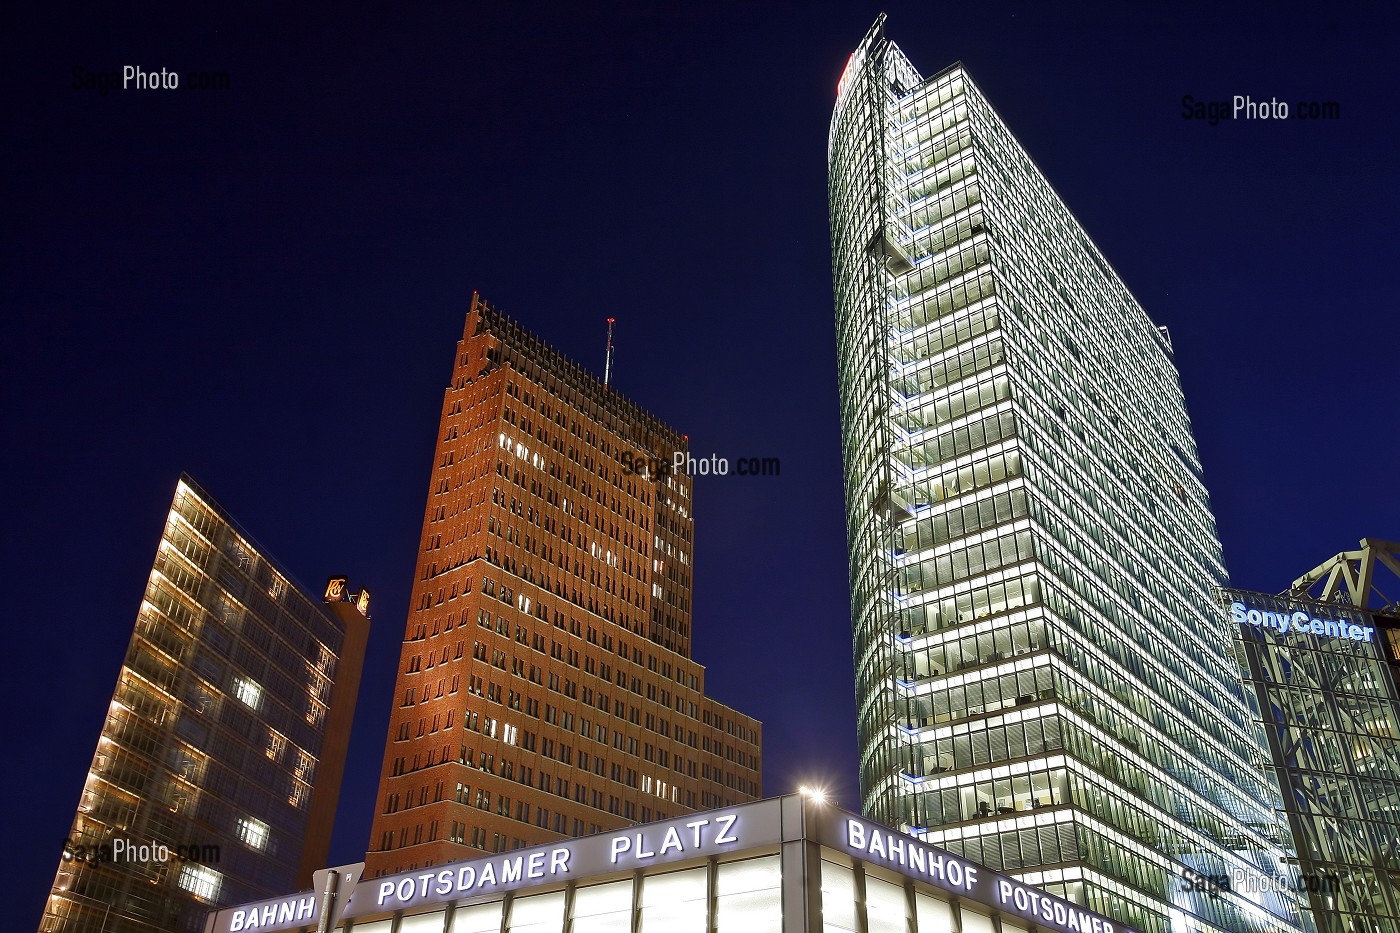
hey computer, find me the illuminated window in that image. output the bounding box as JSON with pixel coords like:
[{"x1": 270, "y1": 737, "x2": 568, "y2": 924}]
[
  {"x1": 177, "y1": 864, "x2": 222, "y2": 901},
  {"x1": 510, "y1": 892, "x2": 565, "y2": 933},
  {"x1": 864, "y1": 876, "x2": 906, "y2": 933},
  {"x1": 266, "y1": 729, "x2": 286, "y2": 761},
  {"x1": 233, "y1": 678, "x2": 261, "y2": 710},
  {"x1": 914, "y1": 895, "x2": 952, "y2": 933},
  {"x1": 716, "y1": 856, "x2": 781, "y2": 932},
  {"x1": 399, "y1": 911, "x2": 446, "y2": 933},
  {"x1": 574, "y1": 879, "x2": 633, "y2": 933},
  {"x1": 237, "y1": 816, "x2": 270, "y2": 851},
  {"x1": 641, "y1": 867, "x2": 706, "y2": 933},
  {"x1": 960, "y1": 910, "x2": 995, "y2": 933},
  {"x1": 452, "y1": 902, "x2": 503, "y2": 933}
]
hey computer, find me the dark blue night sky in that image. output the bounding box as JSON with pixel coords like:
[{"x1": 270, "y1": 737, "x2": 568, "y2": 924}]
[{"x1": 5, "y1": 2, "x2": 1397, "y2": 927}]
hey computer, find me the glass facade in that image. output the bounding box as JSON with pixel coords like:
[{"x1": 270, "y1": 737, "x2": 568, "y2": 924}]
[
  {"x1": 1226, "y1": 587, "x2": 1400, "y2": 932},
  {"x1": 41, "y1": 475, "x2": 369, "y2": 933},
  {"x1": 829, "y1": 17, "x2": 1305, "y2": 933},
  {"x1": 324, "y1": 857, "x2": 778, "y2": 933}
]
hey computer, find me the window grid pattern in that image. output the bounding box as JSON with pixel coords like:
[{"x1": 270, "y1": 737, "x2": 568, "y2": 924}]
[
  {"x1": 366, "y1": 298, "x2": 762, "y2": 879},
  {"x1": 346, "y1": 855, "x2": 780, "y2": 933},
  {"x1": 335, "y1": 851, "x2": 1105, "y2": 933},
  {"x1": 41, "y1": 477, "x2": 353, "y2": 933},
  {"x1": 830, "y1": 17, "x2": 1304, "y2": 933},
  {"x1": 1228, "y1": 587, "x2": 1400, "y2": 932}
]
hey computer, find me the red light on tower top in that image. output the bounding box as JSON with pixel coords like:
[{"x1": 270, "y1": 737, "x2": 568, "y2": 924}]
[{"x1": 837, "y1": 52, "x2": 857, "y2": 100}]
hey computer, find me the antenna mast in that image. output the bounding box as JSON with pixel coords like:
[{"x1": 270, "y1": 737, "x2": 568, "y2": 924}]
[{"x1": 603, "y1": 317, "x2": 616, "y2": 389}]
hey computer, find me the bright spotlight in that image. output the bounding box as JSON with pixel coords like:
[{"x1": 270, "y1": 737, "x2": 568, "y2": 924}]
[{"x1": 798, "y1": 785, "x2": 828, "y2": 805}]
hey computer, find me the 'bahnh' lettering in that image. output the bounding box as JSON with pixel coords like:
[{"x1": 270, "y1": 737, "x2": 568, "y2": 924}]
[
  {"x1": 846, "y1": 819, "x2": 977, "y2": 891},
  {"x1": 229, "y1": 895, "x2": 314, "y2": 931}
]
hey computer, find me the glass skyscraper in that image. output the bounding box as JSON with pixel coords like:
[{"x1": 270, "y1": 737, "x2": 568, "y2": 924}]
[
  {"x1": 40, "y1": 476, "x2": 370, "y2": 933},
  {"x1": 829, "y1": 17, "x2": 1307, "y2": 933}
]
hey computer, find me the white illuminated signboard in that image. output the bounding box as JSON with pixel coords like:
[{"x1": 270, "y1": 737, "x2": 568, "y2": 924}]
[
  {"x1": 835, "y1": 814, "x2": 1121, "y2": 933},
  {"x1": 226, "y1": 894, "x2": 314, "y2": 932},
  {"x1": 207, "y1": 803, "x2": 770, "y2": 933},
  {"x1": 1231, "y1": 601, "x2": 1374, "y2": 643},
  {"x1": 208, "y1": 799, "x2": 1135, "y2": 933}
]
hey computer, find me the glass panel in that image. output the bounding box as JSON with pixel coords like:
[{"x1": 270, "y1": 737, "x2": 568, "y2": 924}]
[
  {"x1": 914, "y1": 893, "x2": 953, "y2": 933},
  {"x1": 820, "y1": 859, "x2": 858, "y2": 933},
  {"x1": 715, "y1": 855, "x2": 781, "y2": 933},
  {"x1": 640, "y1": 867, "x2": 707, "y2": 933},
  {"x1": 350, "y1": 922, "x2": 392, "y2": 933},
  {"x1": 509, "y1": 891, "x2": 565, "y2": 933},
  {"x1": 959, "y1": 907, "x2": 995, "y2": 933},
  {"x1": 864, "y1": 876, "x2": 906, "y2": 933},
  {"x1": 400, "y1": 912, "x2": 448, "y2": 933},
  {"x1": 574, "y1": 879, "x2": 634, "y2": 933},
  {"x1": 453, "y1": 901, "x2": 504, "y2": 933},
  {"x1": 176, "y1": 863, "x2": 222, "y2": 901}
]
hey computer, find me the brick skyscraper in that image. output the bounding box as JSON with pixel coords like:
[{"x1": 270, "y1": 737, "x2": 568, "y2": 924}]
[{"x1": 366, "y1": 294, "x2": 761, "y2": 876}]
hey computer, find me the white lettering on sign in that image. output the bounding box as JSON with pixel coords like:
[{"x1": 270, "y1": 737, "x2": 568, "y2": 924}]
[
  {"x1": 228, "y1": 895, "x2": 314, "y2": 931},
  {"x1": 373, "y1": 847, "x2": 571, "y2": 907},
  {"x1": 843, "y1": 817, "x2": 1122, "y2": 933},
  {"x1": 996, "y1": 879, "x2": 1114, "y2": 933},
  {"x1": 1232, "y1": 602, "x2": 1373, "y2": 643},
  {"x1": 845, "y1": 819, "x2": 977, "y2": 891},
  {"x1": 609, "y1": 813, "x2": 739, "y2": 864}
]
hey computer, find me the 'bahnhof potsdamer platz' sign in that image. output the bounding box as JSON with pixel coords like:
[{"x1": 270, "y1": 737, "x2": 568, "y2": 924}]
[{"x1": 205, "y1": 795, "x2": 1131, "y2": 933}]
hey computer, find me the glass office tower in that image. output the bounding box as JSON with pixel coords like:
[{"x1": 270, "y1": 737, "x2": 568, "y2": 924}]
[
  {"x1": 40, "y1": 476, "x2": 370, "y2": 933},
  {"x1": 829, "y1": 17, "x2": 1306, "y2": 933}
]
